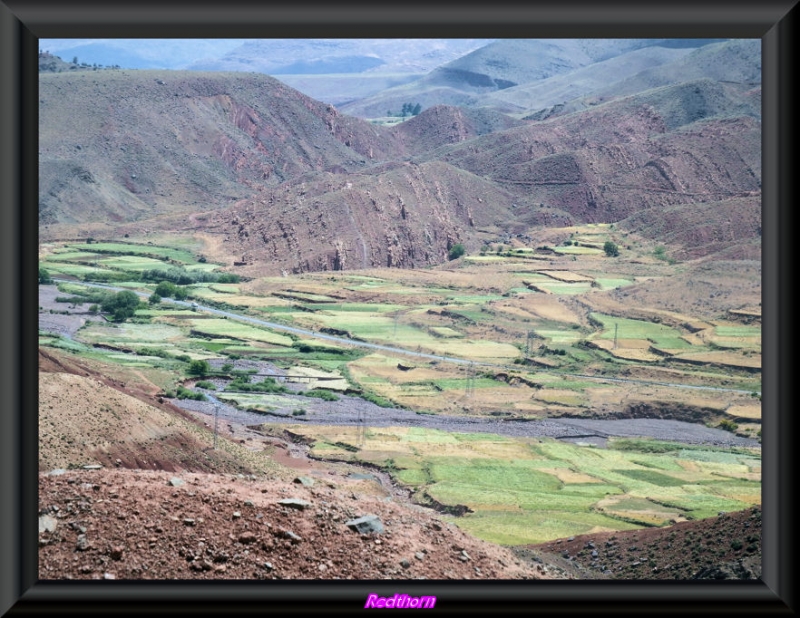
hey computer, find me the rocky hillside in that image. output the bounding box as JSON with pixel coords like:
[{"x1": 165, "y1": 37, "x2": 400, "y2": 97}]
[
  {"x1": 523, "y1": 506, "x2": 761, "y2": 580},
  {"x1": 39, "y1": 70, "x2": 403, "y2": 228},
  {"x1": 40, "y1": 50, "x2": 761, "y2": 268}
]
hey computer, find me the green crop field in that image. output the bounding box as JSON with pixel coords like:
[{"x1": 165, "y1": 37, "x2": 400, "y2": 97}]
[
  {"x1": 45, "y1": 251, "x2": 104, "y2": 261},
  {"x1": 40, "y1": 262, "x2": 121, "y2": 278},
  {"x1": 68, "y1": 242, "x2": 200, "y2": 264},
  {"x1": 97, "y1": 255, "x2": 176, "y2": 271},
  {"x1": 278, "y1": 425, "x2": 761, "y2": 545},
  {"x1": 590, "y1": 313, "x2": 695, "y2": 349},
  {"x1": 187, "y1": 319, "x2": 295, "y2": 347}
]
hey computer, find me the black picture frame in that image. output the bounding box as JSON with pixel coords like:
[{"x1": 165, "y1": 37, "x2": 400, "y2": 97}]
[{"x1": 2, "y1": 1, "x2": 796, "y2": 614}]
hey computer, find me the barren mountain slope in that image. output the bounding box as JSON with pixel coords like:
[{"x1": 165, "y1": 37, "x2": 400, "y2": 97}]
[
  {"x1": 39, "y1": 70, "x2": 404, "y2": 230},
  {"x1": 416, "y1": 86, "x2": 760, "y2": 257},
  {"x1": 39, "y1": 348, "x2": 280, "y2": 475},
  {"x1": 188, "y1": 160, "x2": 529, "y2": 276}
]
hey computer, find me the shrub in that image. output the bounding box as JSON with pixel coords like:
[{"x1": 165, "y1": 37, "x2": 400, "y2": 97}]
[
  {"x1": 38, "y1": 267, "x2": 54, "y2": 284},
  {"x1": 304, "y1": 389, "x2": 339, "y2": 402},
  {"x1": 730, "y1": 540, "x2": 743, "y2": 551},
  {"x1": 448, "y1": 244, "x2": 466, "y2": 260},
  {"x1": 148, "y1": 293, "x2": 161, "y2": 305},
  {"x1": 718, "y1": 419, "x2": 739, "y2": 432},
  {"x1": 603, "y1": 241, "x2": 620, "y2": 257},
  {"x1": 176, "y1": 386, "x2": 207, "y2": 401},
  {"x1": 291, "y1": 409, "x2": 307, "y2": 416},
  {"x1": 187, "y1": 359, "x2": 211, "y2": 377},
  {"x1": 101, "y1": 290, "x2": 141, "y2": 322},
  {"x1": 194, "y1": 380, "x2": 215, "y2": 390}
]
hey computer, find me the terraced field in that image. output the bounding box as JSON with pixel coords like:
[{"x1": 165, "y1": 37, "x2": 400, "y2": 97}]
[{"x1": 39, "y1": 224, "x2": 762, "y2": 548}]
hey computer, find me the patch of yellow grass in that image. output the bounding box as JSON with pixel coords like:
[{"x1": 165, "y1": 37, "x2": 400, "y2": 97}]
[
  {"x1": 726, "y1": 405, "x2": 761, "y2": 420},
  {"x1": 540, "y1": 468, "x2": 603, "y2": 484},
  {"x1": 537, "y1": 270, "x2": 595, "y2": 283}
]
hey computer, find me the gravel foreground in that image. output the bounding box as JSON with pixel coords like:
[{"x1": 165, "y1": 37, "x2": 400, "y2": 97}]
[{"x1": 38, "y1": 469, "x2": 559, "y2": 581}]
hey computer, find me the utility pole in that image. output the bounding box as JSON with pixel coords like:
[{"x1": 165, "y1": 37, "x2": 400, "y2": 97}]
[
  {"x1": 213, "y1": 404, "x2": 220, "y2": 450},
  {"x1": 614, "y1": 323, "x2": 619, "y2": 350},
  {"x1": 465, "y1": 362, "x2": 475, "y2": 397}
]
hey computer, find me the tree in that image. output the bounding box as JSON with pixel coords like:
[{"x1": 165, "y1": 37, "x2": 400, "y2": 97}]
[
  {"x1": 155, "y1": 281, "x2": 177, "y2": 298},
  {"x1": 603, "y1": 241, "x2": 619, "y2": 257},
  {"x1": 448, "y1": 244, "x2": 466, "y2": 260},
  {"x1": 187, "y1": 359, "x2": 211, "y2": 377},
  {"x1": 101, "y1": 290, "x2": 141, "y2": 322},
  {"x1": 148, "y1": 293, "x2": 161, "y2": 305},
  {"x1": 412, "y1": 103, "x2": 422, "y2": 115},
  {"x1": 38, "y1": 267, "x2": 53, "y2": 284}
]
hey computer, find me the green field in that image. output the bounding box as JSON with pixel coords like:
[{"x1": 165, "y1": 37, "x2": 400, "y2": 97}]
[
  {"x1": 286, "y1": 425, "x2": 761, "y2": 545},
  {"x1": 68, "y1": 242, "x2": 201, "y2": 264},
  {"x1": 187, "y1": 319, "x2": 295, "y2": 347},
  {"x1": 590, "y1": 313, "x2": 695, "y2": 349}
]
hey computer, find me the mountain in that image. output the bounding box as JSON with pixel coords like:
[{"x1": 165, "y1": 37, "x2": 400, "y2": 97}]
[
  {"x1": 338, "y1": 39, "x2": 727, "y2": 118},
  {"x1": 39, "y1": 42, "x2": 761, "y2": 269},
  {"x1": 38, "y1": 69, "x2": 405, "y2": 227}
]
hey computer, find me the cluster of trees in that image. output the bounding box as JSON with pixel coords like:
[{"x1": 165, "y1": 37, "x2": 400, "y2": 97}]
[
  {"x1": 388, "y1": 102, "x2": 422, "y2": 118},
  {"x1": 141, "y1": 267, "x2": 240, "y2": 286},
  {"x1": 100, "y1": 290, "x2": 143, "y2": 322}
]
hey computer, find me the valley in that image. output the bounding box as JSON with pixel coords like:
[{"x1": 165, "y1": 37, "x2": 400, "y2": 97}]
[{"x1": 37, "y1": 37, "x2": 762, "y2": 582}]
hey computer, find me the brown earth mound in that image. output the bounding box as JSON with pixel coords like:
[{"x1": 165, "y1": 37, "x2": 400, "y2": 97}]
[
  {"x1": 38, "y1": 469, "x2": 555, "y2": 581},
  {"x1": 522, "y1": 506, "x2": 761, "y2": 580}
]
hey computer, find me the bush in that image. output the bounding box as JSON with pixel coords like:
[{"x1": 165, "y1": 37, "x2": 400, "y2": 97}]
[
  {"x1": 101, "y1": 290, "x2": 141, "y2": 322},
  {"x1": 304, "y1": 389, "x2": 339, "y2": 402},
  {"x1": 176, "y1": 386, "x2": 207, "y2": 401},
  {"x1": 718, "y1": 419, "x2": 739, "y2": 433},
  {"x1": 226, "y1": 376, "x2": 287, "y2": 394},
  {"x1": 603, "y1": 241, "x2": 620, "y2": 257},
  {"x1": 448, "y1": 244, "x2": 466, "y2": 261},
  {"x1": 148, "y1": 293, "x2": 161, "y2": 305},
  {"x1": 194, "y1": 380, "x2": 215, "y2": 390},
  {"x1": 155, "y1": 281, "x2": 177, "y2": 298},
  {"x1": 187, "y1": 359, "x2": 211, "y2": 377},
  {"x1": 292, "y1": 409, "x2": 307, "y2": 416},
  {"x1": 39, "y1": 267, "x2": 54, "y2": 284}
]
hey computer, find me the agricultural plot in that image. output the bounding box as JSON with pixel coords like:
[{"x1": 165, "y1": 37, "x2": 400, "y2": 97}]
[
  {"x1": 39, "y1": 262, "x2": 121, "y2": 278},
  {"x1": 67, "y1": 242, "x2": 200, "y2": 265},
  {"x1": 186, "y1": 319, "x2": 295, "y2": 347},
  {"x1": 297, "y1": 312, "x2": 520, "y2": 361},
  {"x1": 594, "y1": 277, "x2": 635, "y2": 291},
  {"x1": 552, "y1": 245, "x2": 604, "y2": 255},
  {"x1": 285, "y1": 425, "x2": 760, "y2": 545},
  {"x1": 590, "y1": 313, "x2": 696, "y2": 350}
]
